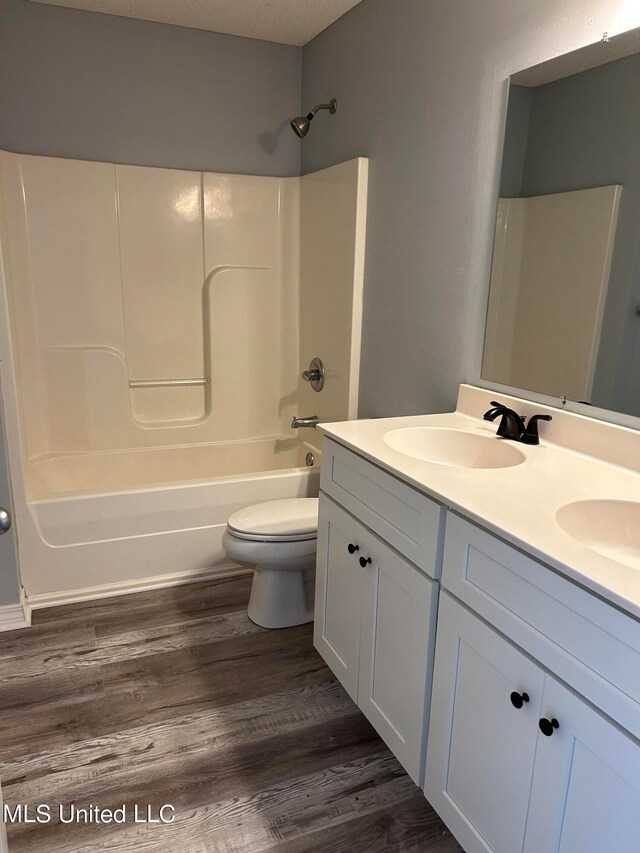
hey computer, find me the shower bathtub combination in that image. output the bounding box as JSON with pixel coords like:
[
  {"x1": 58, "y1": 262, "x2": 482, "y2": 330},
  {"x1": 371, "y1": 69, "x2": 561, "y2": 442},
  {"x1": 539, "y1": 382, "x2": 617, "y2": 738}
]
[{"x1": 0, "y1": 150, "x2": 368, "y2": 606}]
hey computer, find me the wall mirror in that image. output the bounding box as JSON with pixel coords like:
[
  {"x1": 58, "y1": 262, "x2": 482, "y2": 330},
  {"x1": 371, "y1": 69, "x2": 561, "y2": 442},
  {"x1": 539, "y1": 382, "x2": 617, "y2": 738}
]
[{"x1": 482, "y1": 29, "x2": 640, "y2": 421}]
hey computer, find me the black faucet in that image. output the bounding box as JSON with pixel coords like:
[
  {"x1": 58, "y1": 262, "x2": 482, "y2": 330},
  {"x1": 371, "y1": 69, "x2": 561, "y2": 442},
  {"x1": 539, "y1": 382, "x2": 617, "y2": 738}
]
[
  {"x1": 483, "y1": 402, "x2": 526, "y2": 440},
  {"x1": 483, "y1": 401, "x2": 552, "y2": 444}
]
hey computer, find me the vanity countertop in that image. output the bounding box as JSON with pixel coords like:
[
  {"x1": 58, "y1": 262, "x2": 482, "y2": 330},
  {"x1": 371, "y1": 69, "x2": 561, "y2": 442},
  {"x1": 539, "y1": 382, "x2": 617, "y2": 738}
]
[{"x1": 319, "y1": 385, "x2": 640, "y2": 620}]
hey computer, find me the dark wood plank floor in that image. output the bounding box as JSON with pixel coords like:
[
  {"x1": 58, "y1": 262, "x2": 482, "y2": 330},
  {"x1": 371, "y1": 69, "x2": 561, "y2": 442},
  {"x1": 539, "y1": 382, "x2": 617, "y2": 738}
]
[{"x1": 0, "y1": 576, "x2": 462, "y2": 852}]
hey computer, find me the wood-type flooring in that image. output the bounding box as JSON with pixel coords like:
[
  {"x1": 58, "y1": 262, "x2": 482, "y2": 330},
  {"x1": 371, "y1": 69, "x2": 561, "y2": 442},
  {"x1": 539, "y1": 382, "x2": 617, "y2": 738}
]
[{"x1": 0, "y1": 576, "x2": 463, "y2": 852}]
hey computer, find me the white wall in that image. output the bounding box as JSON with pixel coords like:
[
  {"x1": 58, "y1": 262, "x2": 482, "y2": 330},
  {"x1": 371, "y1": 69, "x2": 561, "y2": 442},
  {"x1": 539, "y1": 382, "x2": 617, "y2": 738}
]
[{"x1": 301, "y1": 0, "x2": 640, "y2": 417}]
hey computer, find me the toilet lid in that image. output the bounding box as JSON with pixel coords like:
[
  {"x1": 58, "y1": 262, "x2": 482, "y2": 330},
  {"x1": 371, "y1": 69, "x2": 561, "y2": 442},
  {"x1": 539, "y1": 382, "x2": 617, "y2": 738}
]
[{"x1": 227, "y1": 498, "x2": 319, "y2": 542}]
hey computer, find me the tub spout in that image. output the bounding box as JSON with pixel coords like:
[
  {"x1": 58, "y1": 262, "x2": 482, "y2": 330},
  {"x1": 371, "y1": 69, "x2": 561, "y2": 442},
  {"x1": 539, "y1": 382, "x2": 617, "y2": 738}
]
[{"x1": 291, "y1": 416, "x2": 319, "y2": 429}]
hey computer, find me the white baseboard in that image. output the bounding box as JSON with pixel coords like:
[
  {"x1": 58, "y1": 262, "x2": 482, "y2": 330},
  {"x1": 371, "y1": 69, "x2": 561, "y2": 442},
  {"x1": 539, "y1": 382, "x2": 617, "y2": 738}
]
[
  {"x1": 0, "y1": 781, "x2": 8, "y2": 853},
  {"x1": 0, "y1": 587, "x2": 31, "y2": 632},
  {"x1": 28, "y1": 563, "x2": 251, "y2": 610}
]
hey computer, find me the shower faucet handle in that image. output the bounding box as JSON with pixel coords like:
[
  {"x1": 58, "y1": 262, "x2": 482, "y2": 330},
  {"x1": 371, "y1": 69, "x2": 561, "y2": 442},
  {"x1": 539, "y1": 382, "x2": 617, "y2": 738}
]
[
  {"x1": 301, "y1": 368, "x2": 322, "y2": 382},
  {"x1": 301, "y1": 357, "x2": 325, "y2": 392}
]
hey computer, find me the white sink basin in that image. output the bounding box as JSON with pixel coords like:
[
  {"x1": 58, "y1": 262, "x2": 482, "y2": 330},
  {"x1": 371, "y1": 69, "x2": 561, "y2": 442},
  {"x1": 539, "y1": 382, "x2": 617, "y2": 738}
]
[
  {"x1": 556, "y1": 500, "x2": 640, "y2": 571},
  {"x1": 382, "y1": 427, "x2": 526, "y2": 469}
]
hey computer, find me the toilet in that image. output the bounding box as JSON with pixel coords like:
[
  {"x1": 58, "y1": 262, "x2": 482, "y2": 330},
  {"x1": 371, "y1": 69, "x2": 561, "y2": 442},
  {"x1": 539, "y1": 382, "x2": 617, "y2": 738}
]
[{"x1": 222, "y1": 498, "x2": 319, "y2": 629}]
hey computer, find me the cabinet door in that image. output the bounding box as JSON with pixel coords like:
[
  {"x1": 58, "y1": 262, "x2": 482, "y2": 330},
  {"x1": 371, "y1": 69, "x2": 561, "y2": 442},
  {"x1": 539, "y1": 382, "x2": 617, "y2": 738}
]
[
  {"x1": 357, "y1": 531, "x2": 438, "y2": 785},
  {"x1": 524, "y1": 675, "x2": 640, "y2": 853},
  {"x1": 314, "y1": 495, "x2": 365, "y2": 701},
  {"x1": 425, "y1": 593, "x2": 545, "y2": 853}
]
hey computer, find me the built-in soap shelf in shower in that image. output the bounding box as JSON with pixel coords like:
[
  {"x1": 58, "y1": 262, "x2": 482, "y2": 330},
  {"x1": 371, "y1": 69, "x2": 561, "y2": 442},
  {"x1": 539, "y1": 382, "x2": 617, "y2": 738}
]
[
  {"x1": 128, "y1": 377, "x2": 211, "y2": 427},
  {"x1": 129, "y1": 382, "x2": 210, "y2": 426}
]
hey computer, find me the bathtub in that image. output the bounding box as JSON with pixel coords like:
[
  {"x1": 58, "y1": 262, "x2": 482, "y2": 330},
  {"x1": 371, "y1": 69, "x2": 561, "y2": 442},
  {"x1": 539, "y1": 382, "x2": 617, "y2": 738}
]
[{"x1": 20, "y1": 437, "x2": 320, "y2": 607}]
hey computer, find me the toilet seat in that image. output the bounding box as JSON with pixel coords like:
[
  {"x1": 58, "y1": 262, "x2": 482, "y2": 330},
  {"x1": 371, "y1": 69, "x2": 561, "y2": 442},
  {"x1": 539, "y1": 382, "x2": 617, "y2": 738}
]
[{"x1": 227, "y1": 498, "x2": 319, "y2": 543}]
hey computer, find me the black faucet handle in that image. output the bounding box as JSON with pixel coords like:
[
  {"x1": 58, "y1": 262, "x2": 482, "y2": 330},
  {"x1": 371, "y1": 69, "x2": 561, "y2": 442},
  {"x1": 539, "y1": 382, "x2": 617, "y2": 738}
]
[{"x1": 522, "y1": 414, "x2": 552, "y2": 445}]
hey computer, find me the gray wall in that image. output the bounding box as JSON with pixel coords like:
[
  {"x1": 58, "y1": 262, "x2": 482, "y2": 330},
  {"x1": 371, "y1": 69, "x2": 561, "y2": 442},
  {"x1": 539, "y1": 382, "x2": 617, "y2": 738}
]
[
  {"x1": 0, "y1": 0, "x2": 302, "y2": 176},
  {"x1": 301, "y1": 0, "x2": 639, "y2": 418},
  {"x1": 511, "y1": 55, "x2": 640, "y2": 416},
  {"x1": 500, "y1": 86, "x2": 532, "y2": 199}
]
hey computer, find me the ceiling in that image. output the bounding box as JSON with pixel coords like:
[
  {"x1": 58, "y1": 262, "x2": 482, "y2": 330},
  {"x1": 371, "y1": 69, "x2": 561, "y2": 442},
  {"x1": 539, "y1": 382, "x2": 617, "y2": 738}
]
[{"x1": 29, "y1": 0, "x2": 364, "y2": 46}]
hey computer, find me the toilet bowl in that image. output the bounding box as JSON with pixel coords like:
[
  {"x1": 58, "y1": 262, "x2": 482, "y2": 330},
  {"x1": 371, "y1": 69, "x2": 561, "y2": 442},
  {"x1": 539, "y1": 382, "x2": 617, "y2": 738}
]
[{"x1": 222, "y1": 498, "x2": 318, "y2": 629}]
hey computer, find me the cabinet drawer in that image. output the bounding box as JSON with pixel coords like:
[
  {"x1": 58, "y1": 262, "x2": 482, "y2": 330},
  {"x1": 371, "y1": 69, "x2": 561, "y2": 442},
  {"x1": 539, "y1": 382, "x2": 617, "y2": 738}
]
[
  {"x1": 442, "y1": 513, "x2": 640, "y2": 739},
  {"x1": 320, "y1": 437, "x2": 444, "y2": 577}
]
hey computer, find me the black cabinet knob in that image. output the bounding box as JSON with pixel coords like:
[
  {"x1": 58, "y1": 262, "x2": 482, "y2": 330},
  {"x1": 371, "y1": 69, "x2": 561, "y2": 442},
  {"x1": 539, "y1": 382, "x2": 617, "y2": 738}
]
[
  {"x1": 347, "y1": 543, "x2": 359, "y2": 555},
  {"x1": 359, "y1": 556, "x2": 372, "y2": 568},
  {"x1": 510, "y1": 691, "x2": 530, "y2": 709},
  {"x1": 539, "y1": 717, "x2": 560, "y2": 736}
]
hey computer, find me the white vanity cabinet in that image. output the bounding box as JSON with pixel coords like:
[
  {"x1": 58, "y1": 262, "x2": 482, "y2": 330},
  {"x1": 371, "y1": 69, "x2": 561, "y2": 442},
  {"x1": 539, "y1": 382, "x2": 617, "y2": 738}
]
[
  {"x1": 317, "y1": 387, "x2": 640, "y2": 853},
  {"x1": 525, "y1": 675, "x2": 640, "y2": 853},
  {"x1": 314, "y1": 438, "x2": 445, "y2": 784},
  {"x1": 426, "y1": 516, "x2": 640, "y2": 853}
]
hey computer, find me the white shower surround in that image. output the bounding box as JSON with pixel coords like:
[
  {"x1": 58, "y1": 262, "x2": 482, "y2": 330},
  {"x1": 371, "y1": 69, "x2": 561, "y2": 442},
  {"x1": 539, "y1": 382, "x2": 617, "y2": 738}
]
[{"x1": 0, "y1": 152, "x2": 368, "y2": 602}]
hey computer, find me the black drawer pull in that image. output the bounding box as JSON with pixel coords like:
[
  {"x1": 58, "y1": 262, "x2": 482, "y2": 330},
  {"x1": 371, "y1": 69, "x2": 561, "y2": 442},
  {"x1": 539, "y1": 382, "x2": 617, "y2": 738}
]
[
  {"x1": 359, "y1": 556, "x2": 372, "y2": 568},
  {"x1": 539, "y1": 717, "x2": 560, "y2": 737},
  {"x1": 347, "y1": 543, "x2": 359, "y2": 555},
  {"x1": 510, "y1": 691, "x2": 530, "y2": 709}
]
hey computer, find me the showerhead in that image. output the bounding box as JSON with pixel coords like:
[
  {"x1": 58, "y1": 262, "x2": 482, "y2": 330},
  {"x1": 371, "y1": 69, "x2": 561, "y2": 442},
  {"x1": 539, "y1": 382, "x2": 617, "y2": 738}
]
[
  {"x1": 291, "y1": 115, "x2": 311, "y2": 138},
  {"x1": 290, "y1": 98, "x2": 337, "y2": 138}
]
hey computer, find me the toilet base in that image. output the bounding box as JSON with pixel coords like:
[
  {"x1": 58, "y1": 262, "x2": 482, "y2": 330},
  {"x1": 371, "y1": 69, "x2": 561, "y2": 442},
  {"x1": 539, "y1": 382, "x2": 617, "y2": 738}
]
[{"x1": 248, "y1": 565, "x2": 315, "y2": 629}]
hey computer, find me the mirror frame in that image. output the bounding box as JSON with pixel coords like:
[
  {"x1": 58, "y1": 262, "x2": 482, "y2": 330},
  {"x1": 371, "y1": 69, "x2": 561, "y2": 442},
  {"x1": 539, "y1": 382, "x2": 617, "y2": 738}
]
[{"x1": 476, "y1": 25, "x2": 640, "y2": 433}]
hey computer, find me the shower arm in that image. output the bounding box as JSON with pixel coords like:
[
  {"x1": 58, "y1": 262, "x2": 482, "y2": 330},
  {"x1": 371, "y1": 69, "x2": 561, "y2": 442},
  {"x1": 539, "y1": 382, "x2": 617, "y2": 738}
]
[{"x1": 308, "y1": 100, "x2": 337, "y2": 119}]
